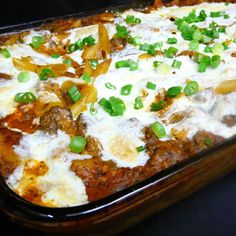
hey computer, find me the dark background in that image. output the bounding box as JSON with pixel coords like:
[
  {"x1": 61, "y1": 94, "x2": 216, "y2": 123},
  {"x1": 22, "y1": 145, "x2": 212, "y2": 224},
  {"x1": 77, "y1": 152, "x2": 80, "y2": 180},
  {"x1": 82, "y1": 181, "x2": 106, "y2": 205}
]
[{"x1": 0, "y1": 0, "x2": 236, "y2": 235}]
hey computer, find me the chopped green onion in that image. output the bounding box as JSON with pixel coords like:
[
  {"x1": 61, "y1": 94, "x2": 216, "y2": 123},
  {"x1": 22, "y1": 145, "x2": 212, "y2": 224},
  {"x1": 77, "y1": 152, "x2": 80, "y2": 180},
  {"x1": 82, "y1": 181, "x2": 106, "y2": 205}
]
[
  {"x1": 153, "y1": 61, "x2": 163, "y2": 68},
  {"x1": 233, "y1": 38, "x2": 236, "y2": 44},
  {"x1": 128, "y1": 36, "x2": 141, "y2": 46},
  {"x1": 0, "y1": 48, "x2": 11, "y2": 58},
  {"x1": 218, "y1": 26, "x2": 226, "y2": 33},
  {"x1": 134, "y1": 96, "x2": 143, "y2": 110},
  {"x1": 146, "y1": 82, "x2": 156, "y2": 90},
  {"x1": 210, "y1": 11, "x2": 223, "y2": 18},
  {"x1": 115, "y1": 59, "x2": 138, "y2": 71},
  {"x1": 121, "y1": 84, "x2": 132, "y2": 95},
  {"x1": 210, "y1": 55, "x2": 221, "y2": 68},
  {"x1": 167, "y1": 37, "x2": 177, "y2": 44},
  {"x1": 151, "y1": 121, "x2": 166, "y2": 139},
  {"x1": 222, "y1": 42, "x2": 229, "y2": 50},
  {"x1": 31, "y1": 36, "x2": 45, "y2": 49},
  {"x1": 184, "y1": 80, "x2": 199, "y2": 96},
  {"x1": 136, "y1": 146, "x2": 145, "y2": 152},
  {"x1": 139, "y1": 42, "x2": 163, "y2": 55},
  {"x1": 89, "y1": 59, "x2": 98, "y2": 69},
  {"x1": 63, "y1": 59, "x2": 72, "y2": 65},
  {"x1": 224, "y1": 14, "x2": 230, "y2": 19},
  {"x1": 204, "y1": 137, "x2": 212, "y2": 146},
  {"x1": 75, "y1": 39, "x2": 84, "y2": 50},
  {"x1": 172, "y1": 59, "x2": 182, "y2": 69},
  {"x1": 39, "y1": 68, "x2": 55, "y2": 81},
  {"x1": 155, "y1": 63, "x2": 171, "y2": 75},
  {"x1": 98, "y1": 96, "x2": 126, "y2": 116},
  {"x1": 83, "y1": 35, "x2": 95, "y2": 46},
  {"x1": 14, "y1": 92, "x2": 36, "y2": 104},
  {"x1": 67, "y1": 85, "x2": 82, "y2": 103},
  {"x1": 166, "y1": 86, "x2": 182, "y2": 98},
  {"x1": 105, "y1": 82, "x2": 116, "y2": 90},
  {"x1": 81, "y1": 74, "x2": 91, "y2": 83},
  {"x1": 51, "y1": 53, "x2": 60, "y2": 58},
  {"x1": 68, "y1": 43, "x2": 76, "y2": 53},
  {"x1": 189, "y1": 40, "x2": 199, "y2": 51},
  {"x1": 17, "y1": 72, "x2": 30, "y2": 83},
  {"x1": 164, "y1": 47, "x2": 178, "y2": 58},
  {"x1": 69, "y1": 136, "x2": 87, "y2": 153},
  {"x1": 212, "y1": 42, "x2": 224, "y2": 55},
  {"x1": 198, "y1": 61, "x2": 207, "y2": 72},
  {"x1": 183, "y1": 10, "x2": 207, "y2": 23},
  {"x1": 204, "y1": 46, "x2": 212, "y2": 53},
  {"x1": 90, "y1": 103, "x2": 97, "y2": 116},
  {"x1": 192, "y1": 29, "x2": 202, "y2": 41},
  {"x1": 126, "y1": 15, "x2": 141, "y2": 24},
  {"x1": 115, "y1": 24, "x2": 129, "y2": 39},
  {"x1": 151, "y1": 100, "x2": 165, "y2": 111}
]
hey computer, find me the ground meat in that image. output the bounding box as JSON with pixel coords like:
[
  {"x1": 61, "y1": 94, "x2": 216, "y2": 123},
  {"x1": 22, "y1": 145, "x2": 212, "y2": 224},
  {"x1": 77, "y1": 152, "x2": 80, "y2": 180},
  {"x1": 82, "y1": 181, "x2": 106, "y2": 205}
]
[
  {"x1": 143, "y1": 126, "x2": 195, "y2": 176},
  {"x1": 70, "y1": 157, "x2": 143, "y2": 202},
  {"x1": 39, "y1": 106, "x2": 77, "y2": 135},
  {"x1": 222, "y1": 115, "x2": 236, "y2": 127},
  {"x1": 75, "y1": 114, "x2": 87, "y2": 136},
  {"x1": 83, "y1": 136, "x2": 102, "y2": 157},
  {"x1": 110, "y1": 38, "x2": 127, "y2": 53},
  {"x1": 192, "y1": 130, "x2": 224, "y2": 152}
]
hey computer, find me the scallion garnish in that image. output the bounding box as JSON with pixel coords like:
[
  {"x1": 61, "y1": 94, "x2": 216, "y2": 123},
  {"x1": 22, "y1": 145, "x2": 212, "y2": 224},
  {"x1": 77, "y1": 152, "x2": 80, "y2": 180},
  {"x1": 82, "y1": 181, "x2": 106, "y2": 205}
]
[
  {"x1": 204, "y1": 137, "x2": 212, "y2": 146},
  {"x1": 210, "y1": 55, "x2": 221, "y2": 68},
  {"x1": 136, "y1": 146, "x2": 145, "y2": 152},
  {"x1": 224, "y1": 14, "x2": 230, "y2": 19},
  {"x1": 51, "y1": 53, "x2": 60, "y2": 58},
  {"x1": 121, "y1": 84, "x2": 132, "y2": 95},
  {"x1": 69, "y1": 136, "x2": 87, "y2": 153},
  {"x1": 83, "y1": 35, "x2": 96, "y2": 46},
  {"x1": 151, "y1": 121, "x2": 166, "y2": 139},
  {"x1": 184, "y1": 80, "x2": 199, "y2": 96},
  {"x1": 153, "y1": 61, "x2": 163, "y2": 68},
  {"x1": 63, "y1": 58, "x2": 72, "y2": 65},
  {"x1": 67, "y1": 85, "x2": 82, "y2": 103},
  {"x1": 115, "y1": 59, "x2": 138, "y2": 71},
  {"x1": 126, "y1": 15, "x2": 141, "y2": 24},
  {"x1": 89, "y1": 59, "x2": 98, "y2": 69},
  {"x1": 210, "y1": 11, "x2": 223, "y2": 18},
  {"x1": 172, "y1": 59, "x2": 182, "y2": 69},
  {"x1": 0, "y1": 48, "x2": 11, "y2": 58},
  {"x1": 90, "y1": 103, "x2": 97, "y2": 116},
  {"x1": 14, "y1": 92, "x2": 36, "y2": 104},
  {"x1": 151, "y1": 100, "x2": 165, "y2": 111},
  {"x1": 166, "y1": 86, "x2": 182, "y2": 98},
  {"x1": 39, "y1": 68, "x2": 55, "y2": 81},
  {"x1": 98, "y1": 96, "x2": 126, "y2": 116},
  {"x1": 204, "y1": 46, "x2": 212, "y2": 53},
  {"x1": 68, "y1": 43, "x2": 76, "y2": 53},
  {"x1": 17, "y1": 72, "x2": 30, "y2": 83},
  {"x1": 139, "y1": 42, "x2": 163, "y2": 55},
  {"x1": 134, "y1": 96, "x2": 143, "y2": 109},
  {"x1": 81, "y1": 74, "x2": 91, "y2": 83},
  {"x1": 167, "y1": 37, "x2": 177, "y2": 44},
  {"x1": 211, "y1": 42, "x2": 224, "y2": 55},
  {"x1": 164, "y1": 47, "x2": 178, "y2": 58},
  {"x1": 146, "y1": 82, "x2": 156, "y2": 90},
  {"x1": 31, "y1": 36, "x2": 45, "y2": 49},
  {"x1": 115, "y1": 24, "x2": 129, "y2": 39},
  {"x1": 105, "y1": 82, "x2": 116, "y2": 90},
  {"x1": 189, "y1": 39, "x2": 199, "y2": 51}
]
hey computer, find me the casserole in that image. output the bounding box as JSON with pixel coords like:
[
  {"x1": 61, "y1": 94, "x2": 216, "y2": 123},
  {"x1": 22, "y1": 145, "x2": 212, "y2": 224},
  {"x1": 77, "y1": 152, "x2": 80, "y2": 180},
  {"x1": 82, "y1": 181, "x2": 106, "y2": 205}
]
[{"x1": 0, "y1": 0, "x2": 235, "y2": 234}]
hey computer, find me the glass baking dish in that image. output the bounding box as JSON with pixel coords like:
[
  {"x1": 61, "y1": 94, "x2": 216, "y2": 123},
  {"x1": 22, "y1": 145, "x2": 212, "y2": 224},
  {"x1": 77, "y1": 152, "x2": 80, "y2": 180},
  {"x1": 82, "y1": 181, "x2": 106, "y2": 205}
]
[{"x1": 0, "y1": 0, "x2": 236, "y2": 234}]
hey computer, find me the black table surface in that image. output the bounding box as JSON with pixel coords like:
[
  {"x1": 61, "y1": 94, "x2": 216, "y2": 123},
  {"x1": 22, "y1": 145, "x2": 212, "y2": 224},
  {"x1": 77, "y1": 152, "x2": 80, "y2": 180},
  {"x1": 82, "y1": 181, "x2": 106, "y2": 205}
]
[{"x1": 0, "y1": 1, "x2": 236, "y2": 235}]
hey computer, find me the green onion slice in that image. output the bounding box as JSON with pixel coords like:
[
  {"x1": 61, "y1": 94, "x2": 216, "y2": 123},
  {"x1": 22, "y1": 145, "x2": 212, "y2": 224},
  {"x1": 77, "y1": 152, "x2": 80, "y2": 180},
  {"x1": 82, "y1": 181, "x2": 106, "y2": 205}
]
[
  {"x1": 39, "y1": 68, "x2": 55, "y2": 81},
  {"x1": 105, "y1": 82, "x2": 116, "y2": 90},
  {"x1": 167, "y1": 37, "x2": 177, "y2": 44},
  {"x1": 146, "y1": 82, "x2": 156, "y2": 90},
  {"x1": 67, "y1": 85, "x2": 82, "y2": 103},
  {"x1": 172, "y1": 59, "x2": 182, "y2": 69},
  {"x1": 184, "y1": 80, "x2": 199, "y2": 96},
  {"x1": 126, "y1": 15, "x2": 141, "y2": 24},
  {"x1": 151, "y1": 121, "x2": 166, "y2": 139},
  {"x1": 121, "y1": 84, "x2": 132, "y2": 95},
  {"x1": 81, "y1": 74, "x2": 91, "y2": 83},
  {"x1": 134, "y1": 96, "x2": 143, "y2": 110},
  {"x1": 69, "y1": 136, "x2": 87, "y2": 153},
  {"x1": 17, "y1": 72, "x2": 30, "y2": 83},
  {"x1": 0, "y1": 48, "x2": 11, "y2": 58},
  {"x1": 115, "y1": 59, "x2": 138, "y2": 71},
  {"x1": 90, "y1": 103, "x2": 97, "y2": 116},
  {"x1": 136, "y1": 146, "x2": 145, "y2": 152},
  {"x1": 166, "y1": 86, "x2": 182, "y2": 98},
  {"x1": 151, "y1": 100, "x2": 165, "y2": 111},
  {"x1": 14, "y1": 92, "x2": 36, "y2": 104},
  {"x1": 31, "y1": 36, "x2": 45, "y2": 49},
  {"x1": 51, "y1": 53, "x2": 60, "y2": 58}
]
